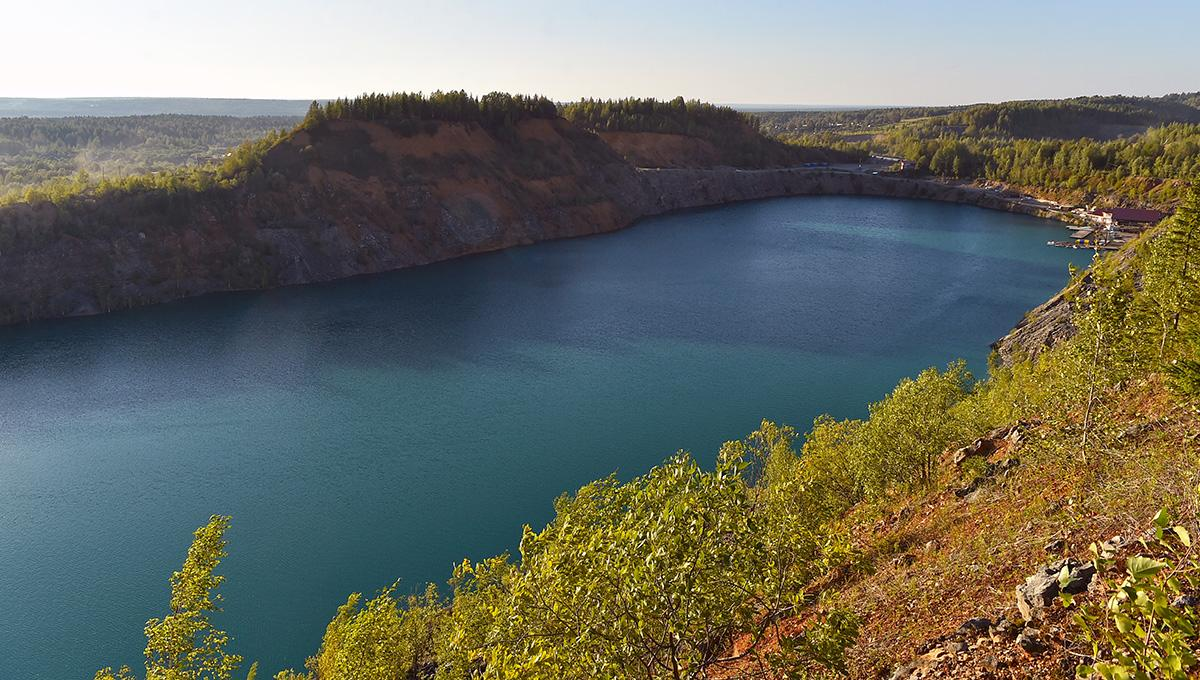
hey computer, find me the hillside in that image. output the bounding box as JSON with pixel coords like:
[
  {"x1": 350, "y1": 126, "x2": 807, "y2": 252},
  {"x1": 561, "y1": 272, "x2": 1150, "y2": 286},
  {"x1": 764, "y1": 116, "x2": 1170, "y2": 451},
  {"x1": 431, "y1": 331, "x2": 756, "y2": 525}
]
[
  {"x1": 0, "y1": 93, "x2": 917, "y2": 327},
  {"x1": 564, "y1": 97, "x2": 864, "y2": 168},
  {"x1": 97, "y1": 187, "x2": 1200, "y2": 680},
  {"x1": 0, "y1": 114, "x2": 654, "y2": 324},
  {"x1": 759, "y1": 93, "x2": 1200, "y2": 140},
  {"x1": 758, "y1": 93, "x2": 1200, "y2": 208},
  {"x1": 0, "y1": 114, "x2": 300, "y2": 197}
]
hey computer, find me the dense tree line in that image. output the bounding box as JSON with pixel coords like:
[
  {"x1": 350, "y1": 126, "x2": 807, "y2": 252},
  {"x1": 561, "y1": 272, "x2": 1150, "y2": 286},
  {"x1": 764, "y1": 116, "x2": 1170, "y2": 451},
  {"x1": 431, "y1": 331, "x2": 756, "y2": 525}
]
[
  {"x1": 758, "y1": 93, "x2": 1200, "y2": 140},
  {"x1": 561, "y1": 97, "x2": 758, "y2": 139},
  {"x1": 764, "y1": 94, "x2": 1200, "y2": 206},
  {"x1": 873, "y1": 123, "x2": 1200, "y2": 204},
  {"x1": 562, "y1": 97, "x2": 864, "y2": 167},
  {"x1": 302, "y1": 91, "x2": 559, "y2": 130},
  {"x1": 0, "y1": 115, "x2": 297, "y2": 193}
]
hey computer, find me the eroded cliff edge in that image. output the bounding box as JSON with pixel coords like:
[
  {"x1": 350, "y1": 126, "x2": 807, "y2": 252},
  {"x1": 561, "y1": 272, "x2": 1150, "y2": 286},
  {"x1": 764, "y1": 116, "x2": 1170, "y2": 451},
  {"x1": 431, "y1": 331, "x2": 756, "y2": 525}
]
[{"x1": 0, "y1": 119, "x2": 1072, "y2": 326}]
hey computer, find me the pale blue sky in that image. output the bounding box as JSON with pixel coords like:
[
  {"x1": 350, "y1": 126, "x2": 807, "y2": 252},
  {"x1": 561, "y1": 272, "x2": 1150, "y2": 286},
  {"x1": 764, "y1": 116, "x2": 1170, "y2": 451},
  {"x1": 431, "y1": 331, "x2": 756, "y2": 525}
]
[{"x1": 5, "y1": 0, "x2": 1198, "y2": 105}]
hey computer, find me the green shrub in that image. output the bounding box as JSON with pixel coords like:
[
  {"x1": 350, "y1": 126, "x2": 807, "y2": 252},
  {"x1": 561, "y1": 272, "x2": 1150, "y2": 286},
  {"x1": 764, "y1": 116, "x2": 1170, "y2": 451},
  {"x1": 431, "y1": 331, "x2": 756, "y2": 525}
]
[{"x1": 1074, "y1": 503, "x2": 1200, "y2": 679}]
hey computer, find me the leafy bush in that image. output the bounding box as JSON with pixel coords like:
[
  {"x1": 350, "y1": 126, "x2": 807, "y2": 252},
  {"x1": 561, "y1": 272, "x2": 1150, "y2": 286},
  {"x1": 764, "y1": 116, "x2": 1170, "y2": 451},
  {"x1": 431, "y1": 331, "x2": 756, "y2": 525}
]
[
  {"x1": 856, "y1": 361, "x2": 972, "y2": 494},
  {"x1": 1074, "y1": 504, "x2": 1200, "y2": 679},
  {"x1": 436, "y1": 447, "x2": 855, "y2": 679},
  {"x1": 95, "y1": 515, "x2": 243, "y2": 680}
]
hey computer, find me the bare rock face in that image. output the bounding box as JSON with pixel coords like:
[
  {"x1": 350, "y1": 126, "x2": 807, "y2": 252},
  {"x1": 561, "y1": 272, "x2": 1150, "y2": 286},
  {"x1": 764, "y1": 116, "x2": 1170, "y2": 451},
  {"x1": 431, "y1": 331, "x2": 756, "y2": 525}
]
[
  {"x1": 1015, "y1": 558, "x2": 1096, "y2": 621},
  {"x1": 991, "y1": 287, "x2": 1080, "y2": 364},
  {"x1": 0, "y1": 121, "x2": 1080, "y2": 327},
  {"x1": 991, "y1": 236, "x2": 1144, "y2": 365}
]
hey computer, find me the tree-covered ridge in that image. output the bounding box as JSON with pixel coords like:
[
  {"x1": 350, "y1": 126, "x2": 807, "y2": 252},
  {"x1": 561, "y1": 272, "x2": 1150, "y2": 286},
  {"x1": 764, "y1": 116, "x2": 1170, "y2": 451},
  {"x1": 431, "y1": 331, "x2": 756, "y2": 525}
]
[
  {"x1": 758, "y1": 93, "x2": 1200, "y2": 140},
  {"x1": 758, "y1": 94, "x2": 1200, "y2": 206},
  {"x1": 302, "y1": 91, "x2": 559, "y2": 129},
  {"x1": 0, "y1": 92, "x2": 566, "y2": 207},
  {"x1": 561, "y1": 97, "x2": 758, "y2": 139},
  {"x1": 561, "y1": 97, "x2": 862, "y2": 167},
  {"x1": 1, "y1": 129, "x2": 288, "y2": 207},
  {"x1": 935, "y1": 96, "x2": 1200, "y2": 140},
  {"x1": 877, "y1": 122, "x2": 1200, "y2": 203},
  {"x1": 0, "y1": 115, "x2": 298, "y2": 194},
  {"x1": 101, "y1": 186, "x2": 1200, "y2": 678}
]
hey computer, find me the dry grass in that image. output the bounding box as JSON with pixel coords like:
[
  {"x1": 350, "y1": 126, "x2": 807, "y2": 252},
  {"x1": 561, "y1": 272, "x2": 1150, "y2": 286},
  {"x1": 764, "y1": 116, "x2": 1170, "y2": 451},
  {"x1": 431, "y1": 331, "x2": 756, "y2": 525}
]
[{"x1": 823, "y1": 376, "x2": 1199, "y2": 678}]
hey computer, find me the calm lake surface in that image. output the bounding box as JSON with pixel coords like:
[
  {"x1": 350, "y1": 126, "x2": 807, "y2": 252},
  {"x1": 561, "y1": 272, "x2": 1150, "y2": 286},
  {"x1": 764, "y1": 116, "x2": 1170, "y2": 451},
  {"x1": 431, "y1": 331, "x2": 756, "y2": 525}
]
[{"x1": 0, "y1": 196, "x2": 1093, "y2": 678}]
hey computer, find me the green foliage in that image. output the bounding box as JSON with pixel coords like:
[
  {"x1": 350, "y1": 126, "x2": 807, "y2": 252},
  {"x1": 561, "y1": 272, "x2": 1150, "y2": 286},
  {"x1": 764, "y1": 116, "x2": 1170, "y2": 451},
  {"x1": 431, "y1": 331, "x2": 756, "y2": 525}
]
[
  {"x1": 303, "y1": 91, "x2": 557, "y2": 131},
  {"x1": 1167, "y1": 332, "x2": 1200, "y2": 396},
  {"x1": 442, "y1": 447, "x2": 853, "y2": 678},
  {"x1": 561, "y1": 97, "x2": 756, "y2": 138},
  {"x1": 759, "y1": 94, "x2": 1200, "y2": 204},
  {"x1": 96, "y1": 515, "x2": 242, "y2": 680},
  {"x1": 306, "y1": 584, "x2": 441, "y2": 680},
  {"x1": 796, "y1": 415, "x2": 866, "y2": 516},
  {"x1": 0, "y1": 127, "x2": 289, "y2": 208},
  {"x1": 876, "y1": 123, "x2": 1200, "y2": 202},
  {"x1": 1075, "y1": 504, "x2": 1200, "y2": 679},
  {"x1": 1131, "y1": 181, "x2": 1200, "y2": 369},
  {"x1": 562, "y1": 97, "x2": 861, "y2": 166},
  {"x1": 857, "y1": 362, "x2": 972, "y2": 492},
  {"x1": 0, "y1": 114, "x2": 299, "y2": 196}
]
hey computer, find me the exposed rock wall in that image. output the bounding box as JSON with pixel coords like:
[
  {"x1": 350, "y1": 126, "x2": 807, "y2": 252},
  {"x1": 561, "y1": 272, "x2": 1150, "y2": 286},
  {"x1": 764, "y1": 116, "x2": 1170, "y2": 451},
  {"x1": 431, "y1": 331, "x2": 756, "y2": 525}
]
[
  {"x1": 636, "y1": 167, "x2": 1074, "y2": 220},
  {"x1": 0, "y1": 124, "x2": 1076, "y2": 327}
]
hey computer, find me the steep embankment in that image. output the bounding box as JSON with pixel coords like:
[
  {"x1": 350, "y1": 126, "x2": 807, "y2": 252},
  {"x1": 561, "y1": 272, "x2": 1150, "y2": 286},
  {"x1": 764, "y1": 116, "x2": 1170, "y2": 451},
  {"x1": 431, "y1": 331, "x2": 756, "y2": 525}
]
[
  {"x1": 0, "y1": 120, "x2": 1068, "y2": 326},
  {"x1": 0, "y1": 119, "x2": 648, "y2": 324},
  {"x1": 597, "y1": 130, "x2": 855, "y2": 168}
]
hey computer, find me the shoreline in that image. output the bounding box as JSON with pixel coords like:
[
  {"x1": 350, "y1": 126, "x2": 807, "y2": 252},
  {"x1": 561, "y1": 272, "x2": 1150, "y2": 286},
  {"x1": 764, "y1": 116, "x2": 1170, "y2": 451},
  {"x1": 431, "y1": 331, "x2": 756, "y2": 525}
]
[{"x1": 0, "y1": 170, "x2": 1082, "y2": 329}]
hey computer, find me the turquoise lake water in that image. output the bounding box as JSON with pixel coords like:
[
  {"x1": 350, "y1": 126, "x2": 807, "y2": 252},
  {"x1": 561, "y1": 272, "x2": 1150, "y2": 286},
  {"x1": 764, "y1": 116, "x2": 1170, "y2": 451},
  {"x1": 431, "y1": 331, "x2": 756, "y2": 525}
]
[{"x1": 0, "y1": 196, "x2": 1093, "y2": 678}]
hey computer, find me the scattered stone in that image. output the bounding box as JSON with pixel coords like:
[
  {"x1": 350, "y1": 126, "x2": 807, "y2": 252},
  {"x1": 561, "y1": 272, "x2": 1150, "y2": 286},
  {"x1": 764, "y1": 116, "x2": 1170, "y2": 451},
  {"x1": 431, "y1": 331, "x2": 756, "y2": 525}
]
[
  {"x1": 1016, "y1": 558, "x2": 1096, "y2": 621},
  {"x1": 954, "y1": 437, "x2": 998, "y2": 466},
  {"x1": 994, "y1": 457, "x2": 1020, "y2": 474},
  {"x1": 944, "y1": 639, "x2": 968, "y2": 655},
  {"x1": 991, "y1": 617, "x2": 1020, "y2": 641},
  {"x1": 1172, "y1": 594, "x2": 1199, "y2": 609},
  {"x1": 1098, "y1": 535, "x2": 1129, "y2": 557},
  {"x1": 893, "y1": 553, "x2": 916, "y2": 567},
  {"x1": 888, "y1": 660, "x2": 920, "y2": 680},
  {"x1": 1016, "y1": 627, "x2": 1048, "y2": 655},
  {"x1": 1044, "y1": 538, "x2": 1065, "y2": 553},
  {"x1": 955, "y1": 482, "x2": 979, "y2": 498},
  {"x1": 956, "y1": 617, "x2": 993, "y2": 638},
  {"x1": 1117, "y1": 421, "x2": 1158, "y2": 440}
]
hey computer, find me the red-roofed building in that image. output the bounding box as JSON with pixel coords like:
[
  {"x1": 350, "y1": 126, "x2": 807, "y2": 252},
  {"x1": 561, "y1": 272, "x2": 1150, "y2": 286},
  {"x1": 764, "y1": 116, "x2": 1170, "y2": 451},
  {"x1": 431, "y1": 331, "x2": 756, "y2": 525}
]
[
  {"x1": 1105, "y1": 208, "x2": 1164, "y2": 224},
  {"x1": 1086, "y1": 207, "x2": 1165, "y2": 230}
]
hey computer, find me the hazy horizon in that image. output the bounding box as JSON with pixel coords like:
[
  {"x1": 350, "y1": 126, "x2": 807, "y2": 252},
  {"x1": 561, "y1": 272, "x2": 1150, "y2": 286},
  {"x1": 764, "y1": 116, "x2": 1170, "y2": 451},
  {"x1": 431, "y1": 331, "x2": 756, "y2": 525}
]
[
  {"x1": 7, "y1": 0, "x2": 1198, "y2": 106},
  {"x1": 1, "y1": 91, "x2": 1196, "y2": 116}
]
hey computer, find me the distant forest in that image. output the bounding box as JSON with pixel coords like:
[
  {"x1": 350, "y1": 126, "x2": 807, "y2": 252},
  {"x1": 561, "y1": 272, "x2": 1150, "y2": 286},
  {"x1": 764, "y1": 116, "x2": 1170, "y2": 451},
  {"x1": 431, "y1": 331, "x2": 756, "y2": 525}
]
[
  {"x1": 4, "y1": 91, "x2": 1200, "y2": 208},
  {"x1": 302, "y1": 91, "x2": 559, "y2": 131},
  {"x1": 561, "y1": 97, "x2": 757, "y2": 138},
  {"x1": 562, "y1": 97, "x2": 863, "y2": 167},
  {"x1": 0, "y1": 115, "x2": 298, "y2": 196},
  {"x1": 759, "y1": 94, "x2": 1200, "y2": 206}
]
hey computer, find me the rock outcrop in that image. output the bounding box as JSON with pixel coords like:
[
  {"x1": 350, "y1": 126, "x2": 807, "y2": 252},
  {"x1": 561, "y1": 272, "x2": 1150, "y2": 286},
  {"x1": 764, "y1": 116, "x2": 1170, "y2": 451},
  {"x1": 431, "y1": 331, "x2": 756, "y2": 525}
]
[
  {"x1": 0, "y1": 119, "x2": 1078, "y2": 327},
  {"x1": 1015, "y1": 558, "x2": 1096, "y2": 621}
]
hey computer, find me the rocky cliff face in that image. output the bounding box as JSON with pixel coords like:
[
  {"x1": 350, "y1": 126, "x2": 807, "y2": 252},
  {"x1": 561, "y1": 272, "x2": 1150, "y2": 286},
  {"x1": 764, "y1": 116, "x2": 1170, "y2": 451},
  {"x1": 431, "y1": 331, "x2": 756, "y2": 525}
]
[
  {"x1": 635, "y1": 167, "x2": 1072, "y2": 218},
  {"x1": 0, "y1": 121, "x2": 1073, "y2": 326}
]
